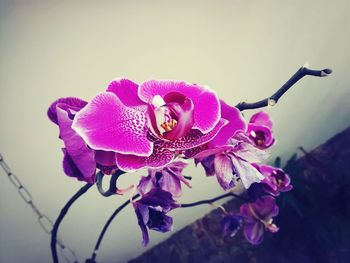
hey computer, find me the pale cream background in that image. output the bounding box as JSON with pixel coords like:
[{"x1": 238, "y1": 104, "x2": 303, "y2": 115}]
[{"x1": 1, "y1": 0, "x2": 349, "y2": 262}]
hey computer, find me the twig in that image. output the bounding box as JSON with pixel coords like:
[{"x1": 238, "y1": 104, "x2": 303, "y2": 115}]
[
  {"x1": 236, "y1": 65, "x2": 332, "y2": 111},
  {"x1": 87, "y1": 194, "x2": 140, "y2": 263},
  {"x1": 96, "y1": 170, "x2": 126, "y2": 197},
  {"x1": 51, "y1": 183, "x2": 93, "y2": 263},
  {"x1": 180, "y1": 192, "x2": 246, "y2": 208}
]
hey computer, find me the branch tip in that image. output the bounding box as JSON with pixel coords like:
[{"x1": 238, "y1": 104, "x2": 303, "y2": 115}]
[{"x1": 321, "y1": 68, "x2": 332, "y2": 76}]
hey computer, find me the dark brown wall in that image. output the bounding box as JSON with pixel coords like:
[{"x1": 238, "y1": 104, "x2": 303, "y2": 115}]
[{"x1": 129, "y1": 127, "x2": 350, "y2": 263}]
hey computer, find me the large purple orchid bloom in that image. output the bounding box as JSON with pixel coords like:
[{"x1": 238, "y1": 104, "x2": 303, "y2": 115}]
[
  {"x1": 137, "y1": 160, "x2": 191, "y2": 198},
  {"x1": 71, "y1": 79, "x2": 227, "y2": 171},
  {"x1": 247, "y1": 111, "x2": 275, "y2": 149},
  {"x1": 240, "y1": 196, "x2": 279, "y2": 245},
  {"x1": 194, "y1": 135, "x2": 268, "y2": 190},
  {"x1": 133, "y1": 188, "x2": 179, "y2": 246},
  {"x1": 48, "y1": 97, "x2": 117, "y2": 183}
]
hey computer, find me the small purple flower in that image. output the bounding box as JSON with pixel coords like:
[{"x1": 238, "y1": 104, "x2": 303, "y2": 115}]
[
  {"x1": 133, "y1": 188, "x2": 179, "y2": 246},
  {"x1": 240, "y1": 196, "x2": 279, "y2": 245},
  {"x1": 258, "y1": 164, "x2": 293, "y2": 196},
  {"x1": 221, "y1": 214, "x2": 243, "y2": 237},
  {"x1": 71, "y1": 79, "x2": 228, "y2": 171},
  {"x1": 247, "y1": 111, "x2": 275, "y2": 149},
  {"x1": 194, "y1": 136, "x2": 268, "y2": 190},
  {"x1": 137, "y1": 160, "x2": 191, "y2": 198},
  {"x1": 48, "y1": 97, "x2": 117, "y2": 183}
]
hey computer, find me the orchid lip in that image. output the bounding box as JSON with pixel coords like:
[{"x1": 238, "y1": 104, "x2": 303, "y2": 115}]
[{"x1": 148, "y1": 93, "x2": 194, "y2": 141}]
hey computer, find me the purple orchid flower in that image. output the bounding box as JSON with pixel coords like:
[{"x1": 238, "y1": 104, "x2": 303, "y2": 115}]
[
  {"x1": 133, "y1": 188, "x2": 179, "y2": 246},
  {"x1": 48, "y1": 97, "x2": 117, "y2": 183},
  {"x1": 194, "y1": 135, "x2": 268, "y2": 190},
  {"x1": 247, "y1": 111, "x2": 275, "y2": 149},
  {"x1": 137, "y1": 160, "x2": 191, "y2": 198},
  {"x1": 71, "y1": 79, "x2": 228, "y2": 171},
  {"x1": 258, "y1": 164, "x2": 293, "y2": 196},
  {"x1": 221, "y1": 214, "x2": 243, "y2": 238},
  {"x1": 240, "y1": 196, "x2": 279, "y2": 245}
]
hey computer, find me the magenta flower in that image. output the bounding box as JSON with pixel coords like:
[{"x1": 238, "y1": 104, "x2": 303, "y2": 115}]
[
  {"x1": 194, "y1": 136, "x2": 267, "y2": 190},
  {"x1": 133, "y1": 188, "x2": 179, "y2": 246},
  {"x1": 258, "y1": 164, "x2": 293, "y2": 196},
  {"x1": 240, "y1": 196, "x2": 279, "y2": 245},
  {"x1": 247, "y1": 111, "x2": 275, "y2": 149},
  {"x1": 48, "y1": 97, "x2": 117, "y2": 183},
  {"x1": 72, "y1": 79, "x2": 227, "y2": 171},
  {"x1": 137, "y1": 160, "x2": 191, "y2": 198}
]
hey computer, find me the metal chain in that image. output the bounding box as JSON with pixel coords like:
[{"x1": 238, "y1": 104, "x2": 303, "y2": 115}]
[{"x1": 0, "y1": 153, "x2": 79, "y2": 263}]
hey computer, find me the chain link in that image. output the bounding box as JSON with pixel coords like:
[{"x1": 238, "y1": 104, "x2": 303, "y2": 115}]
[{"x1": 0, "y1": 153, "x2": 79, "y2": 263}]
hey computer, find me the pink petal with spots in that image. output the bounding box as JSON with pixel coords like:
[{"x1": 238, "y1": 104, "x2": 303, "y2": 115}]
[
  {"x1": 72, "y1": 92, "x2": 152, "y2": 156},
  {"x1": 138, "y1": 80, "x2": 220, "y2": 133},
  {"x1": 161, "y1": 119, "x2": 228, "y2": 151},
  {"x1": 106, "y1": 78, "x2": 146, "y2": 108},
  {"x1": 116, "y1": 142, "x2": 175, "y2": 171},
  {"x1": 209, "y1": 100, "x2": 247, "y2": 147}
]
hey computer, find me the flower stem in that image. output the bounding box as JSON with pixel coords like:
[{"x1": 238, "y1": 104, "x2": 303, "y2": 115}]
[
  {"x1": 235, "y1": 66, "x2": 332, "y2": 111},
  {"x1": 96, "y1": 170, "x2": 126, "y2": 197},
  {"x1": 87, "y1": 194, "x2": 140, "y2": 262},
  {"x1": 180, "y1": 192, "x2": 246, "y2": 208},
  {"x1": 51, "y1": 183, "x2": 93, "y2": 263}
]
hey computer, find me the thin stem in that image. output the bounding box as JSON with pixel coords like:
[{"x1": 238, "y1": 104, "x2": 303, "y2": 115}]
[
  {"x1": 86, "y1": 192, "x2": 245, "y2": 262},
  {"x1": 180, "y1": 192, "x2": 246, "y2": 208},
  {"x1": 96, "y1": 170, "x2": 126, "y2": 197},
  {"x1": 88, "y1": 194, "x2": 140, "y2": 262},
  {"x1": 235, "y1": 66, "x2": 332, "y2": 111},
  {"x1": 51, "y1": 183, "x2": 93, "y2": 263}
]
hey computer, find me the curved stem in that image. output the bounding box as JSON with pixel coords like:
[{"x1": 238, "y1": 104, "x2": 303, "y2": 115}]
[
  {"x1": 96, "y1": 170, "x2": 126, "y2": 197},
  {"x1": 180, "y1": 192, "x2": 246, "y2": 208},
  {"x1": 51, "y1": 183, "x2": 93, "y2": 263},
  {"x1": 88, "y1": 194, "x2": 140, "y2": 262},
  {"x1": 236, "y1": 66, "x2": 332, "y2": 111}
]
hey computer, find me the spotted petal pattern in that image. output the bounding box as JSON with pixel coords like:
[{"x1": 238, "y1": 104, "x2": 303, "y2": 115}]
[{"x1": 72, "y1": 92, "x2": 152, "y2": 156}]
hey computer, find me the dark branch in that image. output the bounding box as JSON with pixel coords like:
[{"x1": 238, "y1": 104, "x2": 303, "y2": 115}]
[
  {"x1": 180, "y1": 192, "x2": 246, "y2": 208},
  {"x1": 87, "y1": 194, "x2": 140, "y2": 263},
  {"x1": 51, "y1": 183, "x2": 93, "y2": 263},
  {"x1": 235, "y1": 66, "x2": 332, "y2": 111},
  {"x1": 96, "y1": 169, "x2": 126, "y2": 197}
]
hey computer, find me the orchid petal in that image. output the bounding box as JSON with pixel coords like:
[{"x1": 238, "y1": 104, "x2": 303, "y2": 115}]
[
  {"x1": 95, "y1": 150, "x2": 116, "y2": 166},
  {"x1": 250, "y1": 111, "x2": 273, "y2": 129},
  {"x1": 214, "y1": 154, "x2": 235, "y2": 190},
  {"x1": 48, "y1": 97, "x2": 87, "y2": 124},
  {"x1": 57, "y1": 107, "x2": 96, "y2": 181},
  {"x1": 137, "y1": 175, "x2": 155, "y2": 196},
  {"x1": 116, "y1": 142, "x2": 175, "y2": 171},
  {"x1": 158, "y1": 170, "x2": 182, "y2": 198},
  {"x1": 244, "y1": 222, "x2": 265, "y2": 245},
  {"x1": 62, "y1": 150, "x2": 94, "y2": 183},
  {"x1": 72, "y1": 92, "x2": 152, "y2": 156},
  {"x1": 209, "y1": 100, "x2": 246, "y2": 147},
  {"x1": 106, "y1": 78, "x2": 145, "y2": 107},
  {"x1": 134, "y1": 203, "x2": 150, "y2": 246},
  {"x1": 138, "y1": 80, "x2": 220, "y2": 133},
  {"x1": 251, "y1": 196, "x2": 279, "y2": 219},
  {"x1": 230, "y1": 156, "x2": 264, "y2": 189}
]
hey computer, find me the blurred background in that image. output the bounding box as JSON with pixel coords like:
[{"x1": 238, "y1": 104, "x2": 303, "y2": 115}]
[{"x1": 0, "y1": 0, "x2": 349, "y2": 262}]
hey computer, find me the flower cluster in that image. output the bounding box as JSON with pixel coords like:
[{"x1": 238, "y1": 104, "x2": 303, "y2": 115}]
[{"x1": 48, "y1": 78, "x2": 292, "y2": 246}]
